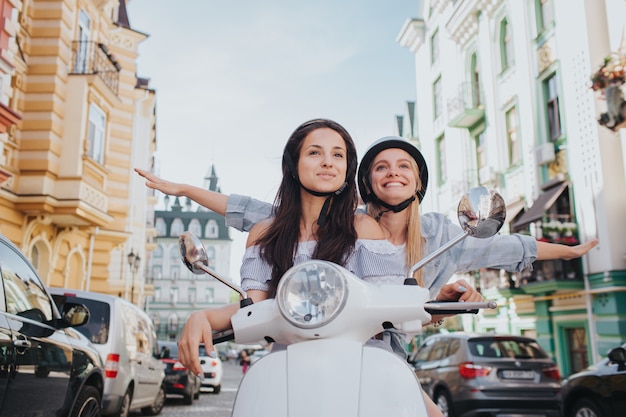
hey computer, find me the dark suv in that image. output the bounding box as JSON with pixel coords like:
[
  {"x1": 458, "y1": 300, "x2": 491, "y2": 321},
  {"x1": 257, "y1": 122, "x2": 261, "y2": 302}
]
[
  {"x1": 0, "y1": 233, "x2": 104, "y2": 416},
  {"x1": 561, "y1": 343, "x2": 626, "y2": 417},
  {"x1": 409, "y1": 333, "x2": 562, "y2": 417}
]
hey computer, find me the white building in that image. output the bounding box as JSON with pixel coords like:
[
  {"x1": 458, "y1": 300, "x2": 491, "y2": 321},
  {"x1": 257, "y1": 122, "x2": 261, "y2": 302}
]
[{"x1": 398, "y1": 0, "x2": 626, "y2": 376}]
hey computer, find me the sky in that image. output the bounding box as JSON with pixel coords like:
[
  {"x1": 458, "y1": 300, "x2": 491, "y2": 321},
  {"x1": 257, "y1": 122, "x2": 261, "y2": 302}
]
[{"x1": 126, "y1": 0, "x2": 421, "y2": 279}]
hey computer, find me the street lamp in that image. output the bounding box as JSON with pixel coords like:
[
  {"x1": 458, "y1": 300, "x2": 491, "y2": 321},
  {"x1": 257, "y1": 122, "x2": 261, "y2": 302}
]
[{"x1": 127, "y1": 250, "x2": 141, "y2": 304}]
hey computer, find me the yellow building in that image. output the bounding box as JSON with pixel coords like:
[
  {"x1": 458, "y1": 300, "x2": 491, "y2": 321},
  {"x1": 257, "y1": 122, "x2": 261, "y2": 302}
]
[{"x1": 0, "y1": 0, "x2": 156, "y2": 302}]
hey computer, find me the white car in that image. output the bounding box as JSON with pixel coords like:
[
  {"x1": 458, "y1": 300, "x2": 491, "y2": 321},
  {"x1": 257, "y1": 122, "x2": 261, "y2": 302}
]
[
  {"x1": 50, "y1": 288, "x2": 166, "y2": 417},
  {"x1": 199, "y1": 344, "x2": 224, "y2": 394}
]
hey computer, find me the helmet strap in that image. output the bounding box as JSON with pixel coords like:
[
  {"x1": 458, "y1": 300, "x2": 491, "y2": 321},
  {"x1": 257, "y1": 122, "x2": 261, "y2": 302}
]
[{"x1": 372, "y1": 195, "x2": 416, "y2": 220}]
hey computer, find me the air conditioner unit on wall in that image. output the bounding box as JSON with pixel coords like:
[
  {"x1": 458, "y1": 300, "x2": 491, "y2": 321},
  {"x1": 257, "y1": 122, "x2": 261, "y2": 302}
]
[{"x1": 534, "y1": 142, "x2": 556, "y2": 165}]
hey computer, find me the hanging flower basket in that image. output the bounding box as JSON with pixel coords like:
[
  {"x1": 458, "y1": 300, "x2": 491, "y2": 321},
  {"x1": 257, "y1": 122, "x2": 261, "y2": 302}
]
[{"x1": 591, "y1": 52, "x2": 626, "y2": 131}]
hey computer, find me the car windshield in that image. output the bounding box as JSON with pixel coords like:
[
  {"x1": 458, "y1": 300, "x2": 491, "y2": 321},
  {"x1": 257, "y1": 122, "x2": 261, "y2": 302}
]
[
  {"x1": 159, "y1": 341, "x2": 179, "y2": 358},
  {"x1": 51, "y1": 294, "x2": 110, "y2": 344},
  {"x1": 468, "y1": 338, "x2": 549, "y2": 359}
]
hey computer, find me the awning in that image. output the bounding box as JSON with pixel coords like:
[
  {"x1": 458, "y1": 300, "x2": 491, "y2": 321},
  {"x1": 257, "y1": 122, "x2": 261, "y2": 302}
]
[
  {"x1": 505, "y1": 200, "x2": 526, "y2": 225},
  {"x1": 512, "y1": 181, "x2": 570, "y2": 229}
]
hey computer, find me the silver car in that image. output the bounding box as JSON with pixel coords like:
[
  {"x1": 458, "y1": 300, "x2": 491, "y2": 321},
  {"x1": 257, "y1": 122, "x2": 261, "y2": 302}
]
[{"x1": 410, "y1": 333, "x2": 562, "y2": 417}]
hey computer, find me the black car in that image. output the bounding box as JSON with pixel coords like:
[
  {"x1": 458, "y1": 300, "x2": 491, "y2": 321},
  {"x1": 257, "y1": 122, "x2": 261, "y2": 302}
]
[
  {"x1": 410, "y1": 332, "x2": 561, "y2": 417},
  {"x1": 561, "y1": 343, "x2": 626, "y2": 417},
  {"x1": 0, "y1": 233, "x2": 104, "y2": 416},
  {"x1": 158, "y1": 340, "x2": 201, "y2": 405}
]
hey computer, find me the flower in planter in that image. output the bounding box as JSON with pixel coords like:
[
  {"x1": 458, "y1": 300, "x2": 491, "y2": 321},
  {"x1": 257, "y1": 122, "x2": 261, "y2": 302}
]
[{"x1": 591, "y1": 52, "x2": 626, "y2": 92}]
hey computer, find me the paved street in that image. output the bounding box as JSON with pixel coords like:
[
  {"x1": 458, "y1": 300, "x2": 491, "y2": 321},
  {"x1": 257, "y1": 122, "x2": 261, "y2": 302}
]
[{"x1": 137, "y1": 359, "x2": 244, "y2": 417}]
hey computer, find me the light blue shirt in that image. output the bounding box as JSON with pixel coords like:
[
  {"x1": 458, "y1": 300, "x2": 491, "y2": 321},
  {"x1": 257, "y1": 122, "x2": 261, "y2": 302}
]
[{"x1": 226, "y1": 194, "x2": 538, "y2": 297}]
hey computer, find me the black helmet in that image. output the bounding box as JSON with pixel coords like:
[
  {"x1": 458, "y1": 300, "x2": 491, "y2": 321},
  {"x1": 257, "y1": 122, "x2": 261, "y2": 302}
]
[{"x1": 358, "y1": 136, "x2": 429, "y2": 209}]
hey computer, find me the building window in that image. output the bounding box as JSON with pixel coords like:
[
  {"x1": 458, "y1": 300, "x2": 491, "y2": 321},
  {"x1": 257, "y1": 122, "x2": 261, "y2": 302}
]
[
  {"x1": 170, "y1": 266, "x2": 180, "y2": 281},
  {"x1": 154, "y1": 287, "x2": 161, "y2": 302},
  {"x1": 152, "y1": 266, "x2": 162, "y2": 281},
  {"x1": 153, "y1": 244, "x2": 163, "y2": 258},
  {"x1": 545, "y1": 74, "x2": 561, "y2": 141},
  {"x1": 155, "y1": 218, "x2": 166, "y2": 236},
  {"x1": 75, "y1": 9, "x2": 91, "y2": 73},
  {"x1": 169, "y1": 245, "x2": 179, "y2": 260},
  {"x1": 506, "y1": 106, "x2": 521, "y2": 166},
  {"x1": 436, "y1": 135, "x2": 447, "y2": 185},
  {"x1": 207, "y1": 246, "x2": 216, "y2": 269},
  {"x1": 87, "y1": 103, "x2": 106, "y2": 164},
  {"x1": 205, "y1": 288, "x2": 214, "y2": 303},
  {"x1": 205, "y1": 219, "x2": 219, "y2": 238},
  {"x1": 169, "y1": 288, "x2": 179, "y2": 305},
  {"x1": 171, "y1": 218, "x2": 184, "y2": 236},
  {"x1": 188, "y1": 287, "x2": 196, "y2": 304},
  {"x1": 430, "y1": 29, "x2": 439, "y2": 65},
  {"x1": 433, "y1": 77, "x2": 442, "y2": 119},
  {"x1": 189, "y1": 219, "x2": 201, "y2": 237},
  {"x1": 536, "y1": 0, "x2": 553, "y2": 34},
  {"x1": 167, "y1": 313, "x2": 179, "y2": 335},
  {"x1": 500, "y1": 18, "x2": 513, "y2": 72},
  {"x1": 470, "y1": 53, "x2": 481, "y2": 108},
  {"x1": 475, "y1": 131, "x2": 487, "y2": 171}
]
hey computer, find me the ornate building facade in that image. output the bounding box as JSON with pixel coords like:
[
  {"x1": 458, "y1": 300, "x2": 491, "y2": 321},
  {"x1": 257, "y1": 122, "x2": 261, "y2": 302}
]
[
  {"x1": 398, "y1": 0, "x2": 626, "y2": 377},
  {"x1": 0, "y1": 0, "x2": 156, "y2": 303},
  {"x1": 145, "y1": 166, "x2": 234, "y2": 341}
]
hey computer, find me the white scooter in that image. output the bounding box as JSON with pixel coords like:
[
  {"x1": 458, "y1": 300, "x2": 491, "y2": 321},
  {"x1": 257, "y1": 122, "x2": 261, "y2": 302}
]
[{"x1": 179, "y1": 187, "x2": 504, "y2": 417}]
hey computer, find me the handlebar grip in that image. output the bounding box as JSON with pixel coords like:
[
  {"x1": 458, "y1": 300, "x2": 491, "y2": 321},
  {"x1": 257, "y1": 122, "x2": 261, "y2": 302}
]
[{"x1": 212, "y1": 328, "x2": 235, "y2": 344}]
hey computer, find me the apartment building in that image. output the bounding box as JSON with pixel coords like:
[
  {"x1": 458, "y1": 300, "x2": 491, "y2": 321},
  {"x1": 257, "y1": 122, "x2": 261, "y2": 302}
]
[
  {"x1": 0, "y1": 0, "x2": 156, "y2": 302},
  {"x1": 398, "y1": 0, "x2": 626, "y2": 376}
]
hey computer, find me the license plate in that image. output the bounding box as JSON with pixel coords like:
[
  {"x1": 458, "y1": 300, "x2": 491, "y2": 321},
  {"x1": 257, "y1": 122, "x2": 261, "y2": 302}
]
[{"x1": 501, "y1": 370, "x2": 535, "y2": 379}]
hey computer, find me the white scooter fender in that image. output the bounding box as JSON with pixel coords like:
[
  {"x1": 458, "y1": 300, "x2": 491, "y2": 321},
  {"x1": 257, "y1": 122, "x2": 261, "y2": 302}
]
[{"x1": 232, "y1": 339, "x2": 427, "y2": 417}]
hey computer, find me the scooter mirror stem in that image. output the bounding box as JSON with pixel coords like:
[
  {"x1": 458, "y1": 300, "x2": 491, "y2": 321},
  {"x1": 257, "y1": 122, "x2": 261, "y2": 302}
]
[{"x1": 179, "y1": 231, "x2": 251, "y2": 303}]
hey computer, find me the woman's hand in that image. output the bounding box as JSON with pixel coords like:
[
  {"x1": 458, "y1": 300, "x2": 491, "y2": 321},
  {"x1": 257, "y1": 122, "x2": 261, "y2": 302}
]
[
  {"x1": 429, "y1": 279, "x2": 483, "y2": 325},
  {"x1": 436, "y1": 279, "x2": 483, "y2": 302},
  {"x1": 177, "y1": 310, "x2": 216, "y2": 377},
  {"x1": 134, "y1": 168, "x2": 185, "y2": 196},
  {"x1": 564, "y1": 238, "x2": 599, "y2": 260}
]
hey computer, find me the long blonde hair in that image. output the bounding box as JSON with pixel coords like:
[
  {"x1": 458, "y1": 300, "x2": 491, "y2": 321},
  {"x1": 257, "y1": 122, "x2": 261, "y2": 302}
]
[{"x1": 366, "y1": 156, "x2": 425, "y2": 285}]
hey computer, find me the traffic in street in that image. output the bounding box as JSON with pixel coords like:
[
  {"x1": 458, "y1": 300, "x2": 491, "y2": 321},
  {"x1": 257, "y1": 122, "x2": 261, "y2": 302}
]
[{"x1": 152, "y1": 359, "x2": 243, "y2": 417}]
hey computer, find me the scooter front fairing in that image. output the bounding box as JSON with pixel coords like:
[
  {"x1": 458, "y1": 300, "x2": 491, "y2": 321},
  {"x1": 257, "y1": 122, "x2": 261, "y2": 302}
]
[{"x1": 232, "y1": 339, "x2": 427, "y2": 417}]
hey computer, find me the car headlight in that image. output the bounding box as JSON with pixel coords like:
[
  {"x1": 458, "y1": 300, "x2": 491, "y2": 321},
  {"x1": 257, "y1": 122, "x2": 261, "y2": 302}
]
[{"x1": 276, "y1": 260, "x2": 348, "y2": 329}]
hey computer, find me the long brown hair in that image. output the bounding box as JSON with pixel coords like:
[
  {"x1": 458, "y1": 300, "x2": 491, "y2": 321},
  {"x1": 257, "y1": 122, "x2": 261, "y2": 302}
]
[{"x1": 257, "y1": 119, "x2": 359, "y2": 296}]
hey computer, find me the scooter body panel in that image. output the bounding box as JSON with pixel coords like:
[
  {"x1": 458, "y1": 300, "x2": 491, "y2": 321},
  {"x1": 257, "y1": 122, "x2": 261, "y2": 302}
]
[{"x1": 231, "y1": 339, "x2": 426, "y2": 417}]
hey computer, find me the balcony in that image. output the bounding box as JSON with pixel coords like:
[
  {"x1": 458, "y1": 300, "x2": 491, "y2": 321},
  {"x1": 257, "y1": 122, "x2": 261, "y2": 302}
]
[
  {"x1": 447, "y1": 81, "x2": 485, "y2": 128},
  {"x1": 71, "y1": 41, "x2": 121, "y2": 95}
]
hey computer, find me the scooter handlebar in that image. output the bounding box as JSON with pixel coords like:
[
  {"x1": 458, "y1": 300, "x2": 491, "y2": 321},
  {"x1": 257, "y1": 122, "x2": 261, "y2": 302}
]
[{"x1": 424, "y1": 300, "x2": 497, "y2": 315}]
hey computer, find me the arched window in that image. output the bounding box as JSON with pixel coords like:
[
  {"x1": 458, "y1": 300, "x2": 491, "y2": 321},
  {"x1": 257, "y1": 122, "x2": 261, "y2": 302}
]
[
  {"x1": 153, "y1": 244, "x2": 163, "y2": 258},
  {"x1": 500, "y1": 18, "x2": 514, "y2": 72},
  {"x1": 205, "y1": 219, "x2": 219, "y2": 238},
  {"x1": 189, "y1": 219, "x2": 202, "y2": 237},
  {"x1": 155, "y1": 218, "x2": 166, "y2": 236},
  {"x1": 171, "y1": 218, "x2": 184, "y2": 236}
]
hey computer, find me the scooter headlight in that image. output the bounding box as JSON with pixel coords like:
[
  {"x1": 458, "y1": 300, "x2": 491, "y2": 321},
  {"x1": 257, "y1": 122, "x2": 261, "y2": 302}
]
[{"x1": 276, "y1": 260, "x2": 348, "y2": 329}]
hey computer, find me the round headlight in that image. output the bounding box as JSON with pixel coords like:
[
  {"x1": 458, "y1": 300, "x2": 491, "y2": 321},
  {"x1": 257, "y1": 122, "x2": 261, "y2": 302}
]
[{"x1": 276, "y1": 260, "x2": 348, "y2": 329}]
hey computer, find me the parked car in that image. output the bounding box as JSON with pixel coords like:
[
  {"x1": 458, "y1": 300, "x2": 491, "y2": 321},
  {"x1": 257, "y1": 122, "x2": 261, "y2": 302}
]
[
  {"x1": 561, "y1": 343, "x2": 626, "y2": 417},
  {"x1": 158, "y1": 340, "x2": 201, "y2": 404},
  {"x1": 409, "y1": 333, "x2": 562, "y2": 417},
  {"x1": 50, "y1": 288, "x2": 166, "y2": 417},
  {"x1": 0, "y1": 233, "x2": 104, "y2": 417},
  {"x1": 198, "y1": 343, "x2": 224, "y2": 393}
]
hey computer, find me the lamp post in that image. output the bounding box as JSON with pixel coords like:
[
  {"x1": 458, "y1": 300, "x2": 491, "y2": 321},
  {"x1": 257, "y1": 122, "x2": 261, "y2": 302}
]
[{"x1": 127, "y1": 250, "x2": 141, "y2": 304}]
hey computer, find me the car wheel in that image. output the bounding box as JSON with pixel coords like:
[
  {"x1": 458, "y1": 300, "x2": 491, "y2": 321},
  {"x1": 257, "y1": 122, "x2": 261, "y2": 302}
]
[
  {"x1": 183, "y1": 393, "x2": 193, "y2": 406},
  {"x1": 571, "y1": 398, "x2": 603, "y2": 417},
  {"x1": 70, "y1": 385, "x2": 101, "y2": 417},
  {"x1": 113, "y1": 388, "x2": 132, "y2": 417},
  {"x1": 141, "y1": 385, "x2": 165, "y2": 416},
  {"x1": 434, "y1": 390, "x2": 456, "y2": 417},
  {"x1": 212, "y1": 384, "x2": 221, "y2": 394}
]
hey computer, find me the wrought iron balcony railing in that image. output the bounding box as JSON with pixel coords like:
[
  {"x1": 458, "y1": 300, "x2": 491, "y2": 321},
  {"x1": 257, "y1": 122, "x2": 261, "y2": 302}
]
[
  {"x1": 447, "y1": 81, "x2": 485, "y2": 128},
  {"x1": 71, "y1": 41, "x2": 121, "y2": 95}
]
